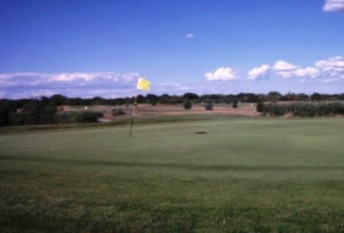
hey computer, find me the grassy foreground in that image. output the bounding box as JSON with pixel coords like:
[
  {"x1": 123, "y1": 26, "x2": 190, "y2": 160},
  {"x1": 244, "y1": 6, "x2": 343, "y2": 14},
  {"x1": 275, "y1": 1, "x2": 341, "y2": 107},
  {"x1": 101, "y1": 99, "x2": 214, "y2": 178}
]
[{"x1": 0, "y1": 118, "x2": 344, "y2": 233}]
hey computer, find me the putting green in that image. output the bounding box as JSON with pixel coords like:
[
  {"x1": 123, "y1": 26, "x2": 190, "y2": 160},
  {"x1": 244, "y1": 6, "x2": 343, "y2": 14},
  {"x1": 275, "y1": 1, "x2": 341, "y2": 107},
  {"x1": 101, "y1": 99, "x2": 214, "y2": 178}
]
[{"x1": 0, "y1": 118, "x2": 343, "y2": 232}]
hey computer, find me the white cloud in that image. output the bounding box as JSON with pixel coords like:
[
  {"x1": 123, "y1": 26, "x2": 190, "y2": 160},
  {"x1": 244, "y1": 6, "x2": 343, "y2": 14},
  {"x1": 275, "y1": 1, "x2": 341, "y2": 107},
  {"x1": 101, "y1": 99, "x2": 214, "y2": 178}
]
[
  {"x1": 205, "y1": 67, "x2": 237, "y2": 81},
  {"x1": 315, "y1": 56, "x2": 344, "y2": 72},
  {"x1": 315, "y1": 56, "x2": 344, "y2": 82},
  {"x1": 50, "y1": 72, "x2": 137, "y2": 82},
  {"x1": 268, "y1": 57, "x2": 344, "y2": 80},
  {"x1": 185, "y1": 33, "x2": 194, "y2": 39},
  {"x1": 53, "y1": 73, "x2": 95, "y2": 82},
  {"x1": 293, "y1": 67, "x2": 320, "y2": 78},
  {"x1": 247, "y1": 65, "x2": 270, "y2": 80},
  {"x1": 0, "y1": 72, "x2": 50, "y2": 87},
  {"x1": 0, "y1": 72, "x2": 139, "y2": 99},
  {"x1": 323, "y1": 0, "x2": 344, "y2": 12},
  {"x1": 0, "y1": 72, "x2": 138, "y2": 86},
  {"x1": 273, "y1": 60, "x2": 299, "y2": 71},
  {"x1": 272, "y1": 60, "x2": 299, "y2": 78}
]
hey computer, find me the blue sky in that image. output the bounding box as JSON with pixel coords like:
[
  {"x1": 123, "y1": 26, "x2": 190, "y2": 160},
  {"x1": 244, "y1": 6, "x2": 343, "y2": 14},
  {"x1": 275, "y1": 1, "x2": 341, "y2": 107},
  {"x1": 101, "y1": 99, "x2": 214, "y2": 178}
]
[{"x1": 1, "y1": 0, "x2": 344, "y2": 98}]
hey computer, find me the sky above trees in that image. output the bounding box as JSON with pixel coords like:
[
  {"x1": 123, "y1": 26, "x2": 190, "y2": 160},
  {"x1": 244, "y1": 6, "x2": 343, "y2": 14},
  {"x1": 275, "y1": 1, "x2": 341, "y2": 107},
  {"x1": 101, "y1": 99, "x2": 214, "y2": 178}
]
[{"x1": 1, "y1": 0, "x2": 344, "y2": 99}]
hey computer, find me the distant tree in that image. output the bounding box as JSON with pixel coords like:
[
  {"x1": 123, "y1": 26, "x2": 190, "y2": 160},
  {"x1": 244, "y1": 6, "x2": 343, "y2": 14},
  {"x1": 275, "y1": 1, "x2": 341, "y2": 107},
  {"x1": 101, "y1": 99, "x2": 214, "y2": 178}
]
[
  {"x1": 242, "y1": 93, "x2": 259, "y2": 103},
  {"x1": 183, "y1": 93, "x2": 199, "y2": 101},
  {"x1": 146, "y1": 94, "x2": 158, "y2": 105},
  {"x1": 0, "y1": 100, "x2": 12, "y2": 126},
  {"x1": 225, "y1": 94, "x2": 235, "y2": 104},
  {"x1": 170, "y1": 95, "x2": 183, "y2": 104},
  {"x1": 50, "y1": 94, "x2": 68, "y2": 106},
  {"x1": 92, "y1": 96, "x2": 106, "y2": 105},
  {"x1": 267, "y1": 91, "x2": 281, "y2": 102},
  {"x1": 14, "y1": 98, "x2": 57, "y2": 125},
  {"x1": 311, "y1": 93, "x2": 322, "y2": 101},
  {"x1": 280, "y1": 93, "x2": 292, "y2": 101},
  {"x1": 136, "y1": 95, "x2": 146, "y2": 104},
  {"x1": 68, "y1": 97, "x2": 83, "y2": 106},
  {"x1": 256, "y1": 100, "x2": 265, "y2": 112},
  {"x1": 113, "y1": 98, "x2": 126, "y2": 105},
  {"x1": 339, "y1": 93, "x2": 344, "y2": 101},
  {"x1": 210, "y1": 94, "x2": 222, "y2": 103},
  {"x1": 295, "y1": 93, "x2": 309, "y2": 101},
  {"x1": 183, "y1": 99, "x2": 192, "y2": 110},
  {"x1": 204, "y1": 99, "x2": 213, "y2": 110},
  {"x1": 232, "y1": 100, "x2": 238, "y2": 108},
  {"x1": 159, "y1": 94, "x2": 171, "y2": 104}
]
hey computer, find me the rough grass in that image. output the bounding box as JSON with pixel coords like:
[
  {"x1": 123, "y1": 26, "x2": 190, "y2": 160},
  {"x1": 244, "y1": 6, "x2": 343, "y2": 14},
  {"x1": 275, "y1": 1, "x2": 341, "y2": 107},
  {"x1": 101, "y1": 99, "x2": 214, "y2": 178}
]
[{"x1": 0, "y1": 118, "x2": 344, "y2": 232}]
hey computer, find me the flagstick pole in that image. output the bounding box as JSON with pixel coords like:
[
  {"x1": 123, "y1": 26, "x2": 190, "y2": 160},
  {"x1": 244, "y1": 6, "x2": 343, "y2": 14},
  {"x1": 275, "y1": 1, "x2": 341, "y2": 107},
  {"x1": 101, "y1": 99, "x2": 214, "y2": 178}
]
[{"x1": 129, "y1": 95, "x2": 137, "y2": 138}]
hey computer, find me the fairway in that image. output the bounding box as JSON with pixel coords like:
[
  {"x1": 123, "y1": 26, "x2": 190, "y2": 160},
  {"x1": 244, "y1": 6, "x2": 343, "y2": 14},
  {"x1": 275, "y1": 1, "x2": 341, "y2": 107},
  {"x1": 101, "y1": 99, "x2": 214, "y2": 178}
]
[{"x1": 1, "y1": 118, "x2": 344, "y2": 232}]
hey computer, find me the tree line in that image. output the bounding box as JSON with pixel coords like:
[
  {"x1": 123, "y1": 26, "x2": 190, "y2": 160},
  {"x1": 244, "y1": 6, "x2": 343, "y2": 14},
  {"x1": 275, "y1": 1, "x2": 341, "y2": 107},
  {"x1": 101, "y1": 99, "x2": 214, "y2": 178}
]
[
  {"x1": 1, "y1": 92, "x2": 344, "y2": 126},
  {"x1": 0, "y1": 95, "x2": 104, "y2": 126}
]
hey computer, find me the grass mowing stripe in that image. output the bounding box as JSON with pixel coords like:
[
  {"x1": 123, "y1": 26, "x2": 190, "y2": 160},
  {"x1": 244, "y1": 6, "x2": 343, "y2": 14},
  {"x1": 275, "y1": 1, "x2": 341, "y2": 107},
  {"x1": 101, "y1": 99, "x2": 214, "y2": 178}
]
[{"x1": 1, "y1": 156, "x2": 344, "y2": 172}]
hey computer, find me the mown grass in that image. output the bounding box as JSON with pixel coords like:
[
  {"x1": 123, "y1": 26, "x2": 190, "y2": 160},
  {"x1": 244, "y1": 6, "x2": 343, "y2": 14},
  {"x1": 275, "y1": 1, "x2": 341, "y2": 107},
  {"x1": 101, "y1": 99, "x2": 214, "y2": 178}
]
[
  {"x1": 0, "y1": 118, "x2": 344, "y2": 232},
  {"x1": 0, "y1": 114, "x2": 220, "y2": 135}
]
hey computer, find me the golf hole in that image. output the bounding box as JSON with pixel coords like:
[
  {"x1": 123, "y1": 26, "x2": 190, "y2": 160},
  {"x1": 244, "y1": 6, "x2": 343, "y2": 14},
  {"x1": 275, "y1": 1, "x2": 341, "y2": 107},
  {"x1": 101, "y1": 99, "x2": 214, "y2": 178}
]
[{"x1": 195, "y1": 131, "x2": 208, "y2": 135}]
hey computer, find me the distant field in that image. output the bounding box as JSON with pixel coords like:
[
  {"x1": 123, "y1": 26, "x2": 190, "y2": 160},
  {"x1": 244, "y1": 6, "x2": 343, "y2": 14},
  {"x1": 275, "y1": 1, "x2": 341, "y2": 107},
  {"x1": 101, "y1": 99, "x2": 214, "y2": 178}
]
[{"x1": 1, "y1": 118, "x2": 344, "y2": 232}]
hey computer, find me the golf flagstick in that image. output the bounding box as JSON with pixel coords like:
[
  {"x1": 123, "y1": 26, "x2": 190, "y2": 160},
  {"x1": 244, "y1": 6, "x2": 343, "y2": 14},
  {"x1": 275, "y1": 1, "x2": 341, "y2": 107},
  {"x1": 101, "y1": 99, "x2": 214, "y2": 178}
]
[
  {"x1": 129, "y1": 96, "x2": 137, "y2": 138},
  {"x1": 129, "y1": 77, "x2": 150, "y2": 138}
]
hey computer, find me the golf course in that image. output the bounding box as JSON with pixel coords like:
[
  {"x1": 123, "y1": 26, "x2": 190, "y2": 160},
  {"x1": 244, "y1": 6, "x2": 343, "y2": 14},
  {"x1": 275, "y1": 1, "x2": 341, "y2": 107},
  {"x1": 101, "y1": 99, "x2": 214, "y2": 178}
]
[{"x1": 0, "y1": 117, "x2": 343, "y2": 232}]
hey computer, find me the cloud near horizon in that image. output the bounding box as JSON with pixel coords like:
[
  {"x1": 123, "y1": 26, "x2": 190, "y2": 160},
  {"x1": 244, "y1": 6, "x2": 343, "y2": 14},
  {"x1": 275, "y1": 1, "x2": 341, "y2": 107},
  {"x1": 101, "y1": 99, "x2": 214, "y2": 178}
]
[
  {"x1": 316, "y1": 56, "x2": 344, "y2": 82},
  {"x1": 205, "y1": 67, "x2": 237, "y2": 81},
  {"x1": 1, "y1": 56, "x2": 343, "y2": 99},
  {"x1": 247, "y1": 65, "x2": 271, "y2": 80},
  {"x1": 271, "y1": 57, "x2": 344, "y2": 80},
  {"x1": 206, "y1": 56, "x2": 343, "y2": 82},
  {"x1": 0, "y1": 72, "x2": 139, "y2": 99}
]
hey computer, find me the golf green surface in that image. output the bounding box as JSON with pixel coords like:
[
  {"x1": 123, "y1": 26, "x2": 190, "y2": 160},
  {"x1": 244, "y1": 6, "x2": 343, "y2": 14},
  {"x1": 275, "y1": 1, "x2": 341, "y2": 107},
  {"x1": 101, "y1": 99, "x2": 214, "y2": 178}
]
[{"x1": 1, "y1": 118, "x2": 344, "y2": 232}]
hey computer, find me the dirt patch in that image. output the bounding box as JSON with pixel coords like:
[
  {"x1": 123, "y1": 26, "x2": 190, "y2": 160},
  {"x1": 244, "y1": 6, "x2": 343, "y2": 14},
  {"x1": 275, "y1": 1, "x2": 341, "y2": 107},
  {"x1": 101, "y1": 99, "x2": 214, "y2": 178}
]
[
  {"x1": 63, "y1": 104, "x2": 260, "y2": 122},
  {"x1": 134, "y1": 104, "x2": 259, "y2": 117}
]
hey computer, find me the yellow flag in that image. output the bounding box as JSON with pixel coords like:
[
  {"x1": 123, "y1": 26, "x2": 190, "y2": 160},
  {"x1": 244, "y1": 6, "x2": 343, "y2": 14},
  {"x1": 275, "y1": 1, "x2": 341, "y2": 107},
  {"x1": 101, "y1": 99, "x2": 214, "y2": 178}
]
[{"x1": 136, "y1": 77, "x2": 150, "y2": 91}]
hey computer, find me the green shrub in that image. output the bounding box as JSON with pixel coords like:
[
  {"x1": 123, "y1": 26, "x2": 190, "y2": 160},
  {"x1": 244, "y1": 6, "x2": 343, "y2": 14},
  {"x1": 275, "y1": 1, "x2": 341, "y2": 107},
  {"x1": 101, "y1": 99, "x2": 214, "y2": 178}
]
[
  {"x1": 55, "y1": 111, "x2": 103, "y2": 124},
  {"x1": 291, "y1": 103, "x2": 316, "y2": 117},
  {"x1": 55, "y1": 113, "x2": 70, "y2": 124},
  {"x1": 112, "y1": 107, "x2": 126, "y2": 116},
  {"x1": 261, "y1": 102, "x2": 344, "y2": 117},
  {"x1": 263, "y1": 104, "x2": 287, "y2": 117},
  {"x1": 75, "y1": 111, "x2": 103, "y2": 123}
]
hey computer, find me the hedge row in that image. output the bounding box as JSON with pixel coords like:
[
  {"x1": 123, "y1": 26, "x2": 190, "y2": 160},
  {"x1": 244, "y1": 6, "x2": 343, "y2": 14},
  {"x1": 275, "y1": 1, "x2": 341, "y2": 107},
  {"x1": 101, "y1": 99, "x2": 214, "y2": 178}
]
[
  {"x1": 55, "y1": 111, "x2": 104, "y2": 124},
  {"x1": 260, "y1": 102, "x2": 344, "y2": 117},
  {"x1": 1, "y1": 111, "x2": 104, "y2": 126}
]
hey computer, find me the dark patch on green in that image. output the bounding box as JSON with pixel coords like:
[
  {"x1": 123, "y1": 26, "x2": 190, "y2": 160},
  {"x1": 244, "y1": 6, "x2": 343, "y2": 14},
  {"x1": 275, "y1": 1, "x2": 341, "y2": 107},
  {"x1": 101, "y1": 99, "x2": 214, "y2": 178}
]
[{"x1": 194, "y1": 131, "x2": 207, "y2": 134}]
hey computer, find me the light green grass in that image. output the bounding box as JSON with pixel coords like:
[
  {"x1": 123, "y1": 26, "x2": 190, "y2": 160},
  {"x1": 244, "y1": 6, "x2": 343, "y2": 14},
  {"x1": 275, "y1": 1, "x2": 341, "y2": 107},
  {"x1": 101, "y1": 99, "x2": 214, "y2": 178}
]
[{"x1": 1, "y1": 118, "x2": 344, "y2": 232}]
